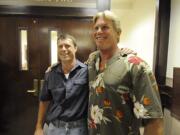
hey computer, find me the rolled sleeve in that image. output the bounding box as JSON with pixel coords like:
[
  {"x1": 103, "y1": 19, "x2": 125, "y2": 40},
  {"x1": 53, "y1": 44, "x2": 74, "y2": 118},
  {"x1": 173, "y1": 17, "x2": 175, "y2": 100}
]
[{"x1": 39, "y1": 73, "x2": 52, "y2": 101}]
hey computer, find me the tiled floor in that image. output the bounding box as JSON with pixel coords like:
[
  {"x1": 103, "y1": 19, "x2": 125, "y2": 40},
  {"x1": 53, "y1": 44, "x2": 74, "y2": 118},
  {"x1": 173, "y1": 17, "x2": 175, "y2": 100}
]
[{"x1": 164, "y1": 109, "x2": 180, "y2": 135}]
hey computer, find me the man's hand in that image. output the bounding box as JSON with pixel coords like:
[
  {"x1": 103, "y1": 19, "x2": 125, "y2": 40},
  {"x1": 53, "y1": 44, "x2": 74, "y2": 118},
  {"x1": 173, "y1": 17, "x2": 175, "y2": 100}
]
[
  {"x1": 34, "y1": 101, "x2": 49, "y2": 135},
  {"x1": 45, "y1": 63, "x2": 59, "y2": 73},
  {"x1": 143, "y1": 118, "x2": 164, "y2": 135},
  {"x1": 34, "y1": 128, "x2": 44, "y2": 135},
  {"x1": 120, "y1": 48, "x2": 137, "y2": 56}
]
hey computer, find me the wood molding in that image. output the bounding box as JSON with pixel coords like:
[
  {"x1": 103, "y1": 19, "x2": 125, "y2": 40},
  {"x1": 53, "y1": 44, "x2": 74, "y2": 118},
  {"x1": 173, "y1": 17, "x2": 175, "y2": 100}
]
[
  {"x1": 171, "y1": 67, "x2": 180, "y2": 120},
  {"x1": 0, "y1": 0, "x2": 110, "y2": 17},
  {"x1": 154, "y1": 0, "x2": 171, "y2": 85},
  {"x1": 0, "y1": 6, "x2": 97, "y2": 17}
]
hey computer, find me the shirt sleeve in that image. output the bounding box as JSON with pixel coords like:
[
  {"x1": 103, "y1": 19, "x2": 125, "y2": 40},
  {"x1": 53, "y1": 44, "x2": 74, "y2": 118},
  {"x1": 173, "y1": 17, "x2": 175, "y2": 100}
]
[
  {"x1": 128, "y1": 56, "x2": 163, "y2": 119},
  {"x1": 39, "y1": 72, "x2": 52, "y2": 101}
]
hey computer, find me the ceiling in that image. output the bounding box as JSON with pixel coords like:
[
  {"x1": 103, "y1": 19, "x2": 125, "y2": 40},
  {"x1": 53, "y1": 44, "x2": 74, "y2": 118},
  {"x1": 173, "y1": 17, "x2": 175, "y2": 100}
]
[
  {"x1": 0, "y1": 0, "x2": 97, "y2": 8},
  {"x1": 0, "y1": 0, "x2": 135, "y2": 9}
]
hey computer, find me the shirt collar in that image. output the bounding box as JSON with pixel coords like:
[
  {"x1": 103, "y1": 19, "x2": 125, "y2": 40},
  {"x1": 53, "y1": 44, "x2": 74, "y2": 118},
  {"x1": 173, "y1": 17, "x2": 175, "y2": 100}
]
[
  {"x1": 94, "y1": 50, "x2": 122, "y2": 72},
  {"x1": 55, "y1": 60, "x2": 86, "y2": 73}
]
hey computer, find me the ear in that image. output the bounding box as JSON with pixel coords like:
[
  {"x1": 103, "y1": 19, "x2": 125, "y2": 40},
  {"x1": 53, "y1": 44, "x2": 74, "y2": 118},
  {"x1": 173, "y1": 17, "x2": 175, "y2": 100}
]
[
  {"x1": 117, "y1": 30, "x2": 121, "y2": 37},
  {"x1": 117, "y1": 31, "x2": 121, "y2": 42},
  {"x1": 75, "y1": 46, "x2": 78, "y2": 52}
]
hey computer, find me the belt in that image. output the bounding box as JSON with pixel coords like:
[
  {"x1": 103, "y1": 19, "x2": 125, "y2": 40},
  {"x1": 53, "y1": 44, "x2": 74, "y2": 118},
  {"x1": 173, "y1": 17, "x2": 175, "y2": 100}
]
[{"x1": 52, "y1": 119, "x2": 87, "y2": 128}]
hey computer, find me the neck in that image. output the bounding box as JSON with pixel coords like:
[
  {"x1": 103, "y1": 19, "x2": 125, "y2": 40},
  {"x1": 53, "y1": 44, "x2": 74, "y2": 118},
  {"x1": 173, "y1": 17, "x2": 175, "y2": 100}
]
[
  {"x1": 100, "y1": 46, "x2": 119, "y2": 62},
  {"x1": 98, "y1": 47, "x2": 120, "y2": 71},
  {"x1": 61, "y1": 59, "x2": 76, "y2": 74}
]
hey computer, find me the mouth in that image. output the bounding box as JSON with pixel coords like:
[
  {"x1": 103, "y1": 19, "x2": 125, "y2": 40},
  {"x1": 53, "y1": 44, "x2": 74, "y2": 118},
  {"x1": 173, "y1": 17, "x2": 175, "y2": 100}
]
[
  {"x1": 60, "y1": 53, "x2": 69, "y2": 57},
  {"x1": 96, "y1": 36, "x2": 106, "y2": 41},
  {"x1": 63, "y1": 54, "x2": 69, "y2": 57}
]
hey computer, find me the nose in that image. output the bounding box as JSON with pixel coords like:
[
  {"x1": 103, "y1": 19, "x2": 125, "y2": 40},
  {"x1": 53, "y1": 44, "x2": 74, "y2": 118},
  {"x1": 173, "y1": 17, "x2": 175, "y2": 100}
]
[
  {"x1": 94, "y1": 26, "x2": 103, "y2": 33},
  {"x1": 96, "y1": 27, "x2": 103, "y2": 33},
  {"x1": 61, "y1": 45, "x2": 67, "y2": 51}
]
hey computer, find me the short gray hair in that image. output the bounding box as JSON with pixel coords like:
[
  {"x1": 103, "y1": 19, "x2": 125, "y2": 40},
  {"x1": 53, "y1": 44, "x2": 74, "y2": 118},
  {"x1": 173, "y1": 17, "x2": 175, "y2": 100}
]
[{"x1": 93, "y1": 10, "x2": 121, "y2": 41}]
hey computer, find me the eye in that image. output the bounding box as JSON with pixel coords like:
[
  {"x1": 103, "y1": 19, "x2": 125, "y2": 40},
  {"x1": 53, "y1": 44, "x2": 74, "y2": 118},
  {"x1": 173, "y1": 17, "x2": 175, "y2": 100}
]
[
  {"x1": 65, "y1": 44, "x2": 70, "y2": 48},
  {"x1": 93, "y1": 25, "x2": 109, "y2": 32},
  {"x1": 58, "y1": 45, "x2": 63, "y2": 49},
  {"x1": 93, "y1": 26, "x2": 99, "y2": 32},
  {"x1": 101, "y1": 25, "x2": 109, "y2": 31}
]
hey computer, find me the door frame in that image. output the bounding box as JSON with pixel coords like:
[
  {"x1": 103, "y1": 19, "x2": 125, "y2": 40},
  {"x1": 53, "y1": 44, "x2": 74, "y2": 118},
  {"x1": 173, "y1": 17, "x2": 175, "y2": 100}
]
[{"x1": 0, "y1": 0, "x2": 110, "y2": 17}]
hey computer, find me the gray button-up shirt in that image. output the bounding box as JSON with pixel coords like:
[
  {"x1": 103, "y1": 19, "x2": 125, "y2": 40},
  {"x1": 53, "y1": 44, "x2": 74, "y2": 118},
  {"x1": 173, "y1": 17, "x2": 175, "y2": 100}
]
[
  {"x1": 40, "y1": 60, "x2": 88, "y2": 122},
  {"x1": 87, "y1": 51, "x2": 163, "y2": 135}
]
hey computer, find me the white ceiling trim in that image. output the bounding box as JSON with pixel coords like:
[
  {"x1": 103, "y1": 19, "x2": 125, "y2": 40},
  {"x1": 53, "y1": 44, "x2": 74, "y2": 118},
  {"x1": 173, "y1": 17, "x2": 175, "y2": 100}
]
[{"x1": 0, "y1": 0, "x2": 96, "y2": 8}]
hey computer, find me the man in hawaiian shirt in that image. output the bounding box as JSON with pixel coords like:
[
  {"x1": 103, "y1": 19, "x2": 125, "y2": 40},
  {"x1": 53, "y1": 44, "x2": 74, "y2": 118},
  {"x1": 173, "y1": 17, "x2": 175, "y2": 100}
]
[{"x1": 86, "y1": 10, "x2": 164, "y2": 135}]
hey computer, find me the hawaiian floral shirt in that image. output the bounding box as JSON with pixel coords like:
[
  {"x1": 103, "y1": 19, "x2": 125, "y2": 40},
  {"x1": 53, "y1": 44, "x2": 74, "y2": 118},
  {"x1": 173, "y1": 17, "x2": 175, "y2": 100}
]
[{"x1": 86, "y1": 51, "x2": 163, "y2": 135}]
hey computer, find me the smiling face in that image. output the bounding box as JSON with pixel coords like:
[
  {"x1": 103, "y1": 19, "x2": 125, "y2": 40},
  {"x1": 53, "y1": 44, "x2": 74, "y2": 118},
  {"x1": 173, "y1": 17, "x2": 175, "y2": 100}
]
[
  {"x1": 93, "y1": 17, "x2": 120, "y2": 52},
  {"x1": 58, "y1": 38, "x2": 77, "y2": 63}
]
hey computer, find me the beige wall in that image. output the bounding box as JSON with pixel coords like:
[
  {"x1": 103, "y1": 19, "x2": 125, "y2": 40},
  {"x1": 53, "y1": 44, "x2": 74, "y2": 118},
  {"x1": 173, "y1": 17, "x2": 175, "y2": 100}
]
[
  {"x1": 166, "y1": 0, "x2": 180, "y2": 78},
  {"x1": 111, "y1": 1, "x2": 180, "y2": 134},
  {"x1": 111, "y1": 0, "x2": 180, "y2": 78},
  {"x1": 111, "y1": 0, "x2": 156, "y2": 69}
]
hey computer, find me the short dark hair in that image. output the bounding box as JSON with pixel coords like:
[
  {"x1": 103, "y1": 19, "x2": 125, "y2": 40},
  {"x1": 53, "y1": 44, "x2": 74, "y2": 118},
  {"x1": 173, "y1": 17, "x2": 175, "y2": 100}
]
[{"x1": 57, "y1": 34, "x2": 77, "y2": 47}]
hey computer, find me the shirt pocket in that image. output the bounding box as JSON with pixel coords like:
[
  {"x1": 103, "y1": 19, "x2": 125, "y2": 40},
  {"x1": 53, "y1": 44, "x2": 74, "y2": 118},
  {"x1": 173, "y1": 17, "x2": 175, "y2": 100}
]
[
  {"x1": 51, "y1": 87, "x2": 65, "y2": 103},
  {"x1": 74, "y1": 79, "x2": 87, "y2": 85},
  {"x1": 71, "y1": 79, "x2": 88, "y2": 95}
]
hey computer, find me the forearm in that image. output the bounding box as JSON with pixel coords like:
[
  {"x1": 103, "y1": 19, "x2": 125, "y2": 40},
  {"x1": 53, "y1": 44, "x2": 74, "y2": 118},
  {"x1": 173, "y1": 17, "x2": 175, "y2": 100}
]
[
  {"x1": 143, "y1": 118, "x2": 164, "y2": 135},
  {"x1": 35, "y1": 101, "x2": 50, "y2": 129}
]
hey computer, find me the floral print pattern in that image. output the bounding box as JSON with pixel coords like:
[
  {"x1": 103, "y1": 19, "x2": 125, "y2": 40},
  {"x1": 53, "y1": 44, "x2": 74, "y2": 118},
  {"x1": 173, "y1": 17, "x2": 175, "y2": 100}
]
[
  {"x1": 115, "y1": 110, "x2": 124, "y2": 121},
  {"x1": 89, "y1": 105, "x2": 111, "y2": 128},
  {"x1": 133, "y1": 102, "x2": 150, "y2": 119},
  {"x1": 87, "y1": 51, "x2": 163, "y2": 135},
  {"x1": 128, "y1": 56, "x2": 143, "y2": 65}
]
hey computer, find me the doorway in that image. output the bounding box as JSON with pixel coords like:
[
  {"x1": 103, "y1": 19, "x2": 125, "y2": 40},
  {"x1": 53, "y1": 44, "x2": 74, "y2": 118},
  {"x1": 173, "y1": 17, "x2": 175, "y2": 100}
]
[{"x1": 0, "y1": 16, "x2": 96, "y2": 135}]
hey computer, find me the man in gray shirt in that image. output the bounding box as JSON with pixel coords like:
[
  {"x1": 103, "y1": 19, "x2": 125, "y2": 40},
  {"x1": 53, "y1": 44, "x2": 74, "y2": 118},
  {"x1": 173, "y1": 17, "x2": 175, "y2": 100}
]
[
  {"x1": 34, "y1": 34, "x2": 88, "y2": 135},
  {"x1": 87, "y1": 10, "x2": 163, "y2": 135}
]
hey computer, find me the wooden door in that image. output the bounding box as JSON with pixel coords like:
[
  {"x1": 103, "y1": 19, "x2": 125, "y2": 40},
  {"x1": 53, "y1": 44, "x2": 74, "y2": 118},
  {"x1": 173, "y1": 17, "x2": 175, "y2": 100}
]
[{"x1": 0, "y1": 16, "x2": 95, "y2": 135}]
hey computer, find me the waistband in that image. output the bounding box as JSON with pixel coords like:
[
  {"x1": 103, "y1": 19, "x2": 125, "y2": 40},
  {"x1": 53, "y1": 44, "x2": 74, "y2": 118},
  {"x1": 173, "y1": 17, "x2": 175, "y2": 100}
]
[{"x1": 51, "y1": 119, "x2": 87, "y2": 128}]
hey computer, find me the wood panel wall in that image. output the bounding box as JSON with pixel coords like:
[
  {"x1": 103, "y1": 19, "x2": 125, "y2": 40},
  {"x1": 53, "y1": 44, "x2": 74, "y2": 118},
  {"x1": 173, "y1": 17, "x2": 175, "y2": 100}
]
[{"x1": 171, "y1": 68, "x2": 180, "y2": 120}]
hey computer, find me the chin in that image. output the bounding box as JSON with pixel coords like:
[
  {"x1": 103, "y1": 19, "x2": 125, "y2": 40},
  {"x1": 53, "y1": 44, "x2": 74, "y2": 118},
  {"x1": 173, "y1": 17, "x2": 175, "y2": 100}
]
[
  {"x1": 61, "y1": 60, "x2": 70, "y2": 63},
  {"x1": 97, "y1": 44, "x2": 108, "y2": 50},
  {"x1": 96, "y1": 43, "x2": 103, "y2": 49},
  {"x1": 60, "y1": 58, "x2": 69, "y2": 61}
]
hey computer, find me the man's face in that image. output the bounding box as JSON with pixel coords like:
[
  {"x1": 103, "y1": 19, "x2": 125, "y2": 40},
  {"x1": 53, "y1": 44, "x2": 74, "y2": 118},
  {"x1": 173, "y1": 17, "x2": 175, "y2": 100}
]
[
  {"x1": 58, "y1": 38, "x2": 77, "y2": 63},
  {"x1": 93, "y1": 17, "x2": 120, "y2": 51}
]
